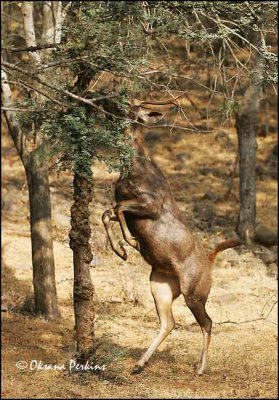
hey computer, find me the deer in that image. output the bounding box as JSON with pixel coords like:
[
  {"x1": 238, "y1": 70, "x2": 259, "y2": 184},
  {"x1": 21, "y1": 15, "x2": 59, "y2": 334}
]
[{"x1": 102, "y1": 99, "x2": 241, "y2": 375}]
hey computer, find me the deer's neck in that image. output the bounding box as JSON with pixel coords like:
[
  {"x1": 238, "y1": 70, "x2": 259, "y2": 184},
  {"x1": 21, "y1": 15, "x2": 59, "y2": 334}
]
[
  {"x1": 126, "y1": 125, "x2": 151, "y2": 160},
  {"x1": 133, "y1": 136, "x2": 150, "y2": 159}
]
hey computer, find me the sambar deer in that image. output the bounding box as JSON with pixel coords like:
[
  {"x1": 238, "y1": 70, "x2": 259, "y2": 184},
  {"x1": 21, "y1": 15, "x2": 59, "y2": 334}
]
[{"x1": 102, "y1": 100, "x2": 241, "y2": 375}]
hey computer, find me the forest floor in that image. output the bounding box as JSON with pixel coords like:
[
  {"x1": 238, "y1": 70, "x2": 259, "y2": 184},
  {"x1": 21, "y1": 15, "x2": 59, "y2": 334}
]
[{"x1": 1, "y1": 112, "x2": 278, "y2": 398}]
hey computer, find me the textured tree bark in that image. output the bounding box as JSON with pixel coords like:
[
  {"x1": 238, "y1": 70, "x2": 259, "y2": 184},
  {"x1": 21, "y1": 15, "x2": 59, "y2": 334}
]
[
  {"x1": 2, "y1": 0, "x2": 73, "y2": 320},
  {"x1": 235, "y1": 31, "x2": 262, "y2": 244},
  {"x1": 236, "y1": 101, "x2": 258, "y2": 243},
  {"x1": 25, "y1": 150, "x2": 61, "y2": 320},
  {"x1": 2, "y1": 68, "x2": 61, "y2": 320},
  {"x1": 69, "y1": 171, "x2": 95, "y2": 362},
  {"x1": 42, "y1": 1, "x2": 55, "y2": 45},
  {"x1": 21, "y1": 2, "x2": 41, "y2": 64}
]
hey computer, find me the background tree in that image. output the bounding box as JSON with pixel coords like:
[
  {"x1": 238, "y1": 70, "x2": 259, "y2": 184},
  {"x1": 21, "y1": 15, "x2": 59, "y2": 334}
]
[
  {"x1": 39, "y1": 2, "x2": 151, "y2": 362},
  {"x1": 1, "y1": 1, "x2": 72, "y2": 319},
  {"x1": 2, "y1": 0, "x2": 277, "y2": 361},
  {"x1": 130, "y1": 1, "x2": 278, "y2": 243}
]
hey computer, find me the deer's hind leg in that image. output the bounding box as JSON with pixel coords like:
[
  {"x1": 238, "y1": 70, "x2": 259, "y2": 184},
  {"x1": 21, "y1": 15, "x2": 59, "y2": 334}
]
[
  {"x1": 132, "y1": 269, "x2": 181, "y2": 374},
  {"x1": 184, "y1": 295, "x2": 212, "y2": 375},
  {"x1": 180, "y1": 268, "x2": 212, "y2": 376}
]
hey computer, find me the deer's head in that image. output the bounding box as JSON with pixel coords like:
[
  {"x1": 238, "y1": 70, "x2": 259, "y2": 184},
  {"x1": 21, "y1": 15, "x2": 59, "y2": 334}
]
[{"x1": 127, "y1": 99, "x2": 178, "y2": 142}]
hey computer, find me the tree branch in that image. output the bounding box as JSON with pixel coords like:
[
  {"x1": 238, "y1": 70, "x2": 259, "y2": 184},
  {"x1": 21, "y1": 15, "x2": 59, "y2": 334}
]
[
  {"x1": 1, "y1": 75, "x2": 69, "y2": 108},
  {"x1": 2, "y1": 44, "x2": 61, "y2": 52},
  {"x1": 1, "y1": 68, "x2": 29, "y2": 165},
  {"x1": 2, "y1": 61, "x2": 212, "y2": 133},
  {"x1": 1, "y1": 107, "x2": 49, "y2": 112}
]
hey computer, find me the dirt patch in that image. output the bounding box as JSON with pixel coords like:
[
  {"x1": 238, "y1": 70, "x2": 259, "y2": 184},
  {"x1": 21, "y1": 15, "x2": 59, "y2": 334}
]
[
  {"x1": 1, "y1": 299, "x2": 277, "y2": 399},
  {"x1": 1, "y1": 116, "x2": 278, "y2": 398}
]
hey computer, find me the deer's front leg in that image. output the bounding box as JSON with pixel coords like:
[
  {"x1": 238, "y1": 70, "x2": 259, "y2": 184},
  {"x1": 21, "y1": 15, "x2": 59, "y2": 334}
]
[
  {"x1": 114, "y1": 197, "x2": 162, "y2": 251},
  {"x1": 102, "y1": 210, "x2": 128, "y2": 260},
  {"x1": 115, "y1": 209, "x2": 140, "y2": 251}
]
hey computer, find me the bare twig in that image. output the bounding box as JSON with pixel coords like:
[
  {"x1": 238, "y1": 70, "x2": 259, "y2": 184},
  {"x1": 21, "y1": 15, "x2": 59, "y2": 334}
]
[
  {"x1": 260, "y1": 294, "x2": 275, "y2": 317},
  {"x1": 189, "y1": 317, "x2": 276, "y2": 327},
  {"x1": 184, "y1": 92, "x2": 205, "y2": 118},
  {"x1": 2, "y1": 44, "x2": 61, "y2": 53},
  {"x1": 1, "y1": 107, "x2": 48, "y2": 112},
  {"x1": 198, "y1": 10, "x2": 277, "y2": 57},
  {"x1": 1, "y1": 67, "x2": 29, "y2": 164},
  {"x1": 2, "y1": 61, "x2": 212, "y2": 132},
  {"x1": 265, "y1": 300, "x2": 277, "y2": 319},
  {"x1": 1, "y1": 76, "x2": 69, "y2": 108}
]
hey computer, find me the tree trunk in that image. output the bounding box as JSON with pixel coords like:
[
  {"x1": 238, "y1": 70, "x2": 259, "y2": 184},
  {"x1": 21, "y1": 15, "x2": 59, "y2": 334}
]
[
  {"x1": 2, "y1": 0, "x2": 72, "y2": 320},
  {"x1": 235, "y1": 97, "x2": 258, "y2": 243},
  {"x1": 25, "y1": 149, "x2": 61, "y2": 320},
  {"x1": 21, "y1": 2, "x2": 41, "y2": 65},
  {"x1": 69, "y1": 171, "x2": 95, "y2": 363},
  {"x1": 235, "y1": 32, "x2": 262, "y2": 243},
  {"x1": 42, "y1": 1, "x2": 55, "y2": 45},
  {"x1": 2, "y1": 68, "x2": 60, "y2": 320}
]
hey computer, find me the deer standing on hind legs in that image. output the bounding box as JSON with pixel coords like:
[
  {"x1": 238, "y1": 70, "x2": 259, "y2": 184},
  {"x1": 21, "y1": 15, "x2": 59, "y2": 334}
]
[{"x1": 102, "y1": 100, "x2": 241, "y2": 375}]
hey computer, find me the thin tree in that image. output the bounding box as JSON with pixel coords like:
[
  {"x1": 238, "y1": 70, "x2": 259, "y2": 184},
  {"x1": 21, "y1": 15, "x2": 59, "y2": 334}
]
[
  {"x1": 2, "y1": 1, "x2": 277, "y2": 360},
  {"x1": 138, "y1": 2, "x2": 277, "y2": 243},
  {"x1": 1, "y1": 1, "x2": 70, "y2": 319}
]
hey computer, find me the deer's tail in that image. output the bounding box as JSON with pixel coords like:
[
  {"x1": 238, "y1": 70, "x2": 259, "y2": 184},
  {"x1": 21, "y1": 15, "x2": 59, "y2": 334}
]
[{"x1": 208, "y1": 238, "x2": 242, "y2": 263}]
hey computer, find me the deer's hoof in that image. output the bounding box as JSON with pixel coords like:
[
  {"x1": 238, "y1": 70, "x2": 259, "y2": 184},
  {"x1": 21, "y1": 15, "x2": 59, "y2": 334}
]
[
  {"x1": 195, "y1": 366, "x2": 204, "y2": 376},
  {"x1": 131, "y1": 364, "x2": 144, "y2": 375},
  {"x1": 118, "y1": 241, "x2": 128, "y2": 260},
  {"x1": 102, "y1": 210, "x2": 112, "y2": 225},
  {"x1": 129, "y1": 238, "x2": 140, "y2": 250}
]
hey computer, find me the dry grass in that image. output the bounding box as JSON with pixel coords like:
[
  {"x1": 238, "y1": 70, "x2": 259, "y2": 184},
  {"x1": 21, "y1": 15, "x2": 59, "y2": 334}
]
[
  {"x1": 1, "y1": 96, "x2": 278, "y2": 398},
  {"x1": 1, "y1": 294, "x2": 277, "y2": 398}
]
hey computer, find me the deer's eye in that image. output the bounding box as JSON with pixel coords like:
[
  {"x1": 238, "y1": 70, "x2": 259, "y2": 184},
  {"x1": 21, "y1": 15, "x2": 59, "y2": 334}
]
[{"x1": 148, "y1": 112, "x2": 162, "y2": 117}]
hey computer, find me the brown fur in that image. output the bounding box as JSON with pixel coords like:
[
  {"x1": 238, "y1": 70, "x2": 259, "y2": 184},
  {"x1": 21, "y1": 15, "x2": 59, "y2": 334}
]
[
  {"x1": 208, "y1": 238, "x2": 242, "y2": 263},
  {"x1": 102, "y1": 107, "x2": 241, "y2": 375}
]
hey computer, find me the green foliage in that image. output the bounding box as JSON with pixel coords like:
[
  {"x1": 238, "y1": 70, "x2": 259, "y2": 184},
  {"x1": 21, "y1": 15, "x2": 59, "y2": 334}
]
[
  {"x1": 61, "y1": 1, "x2": 150, "y2": 76},
  {"x1": 33, "y1": 1, "x2": 156, "y2": 177},
  {"x1": 219, "y1": 98, "x2": 239, "y2": 118},
  {"x1": 259, "y1": 50, "x2": 278, "y2": 86},
  {"x1": 6, "y1": 0, "x2": 278, "y2": 177},
  {"x1": 41, "y1": 105, "x2": 135, "y2": 178},
  {"x1": 147, "y1": 1, "x2": 278, "y2": 88}
]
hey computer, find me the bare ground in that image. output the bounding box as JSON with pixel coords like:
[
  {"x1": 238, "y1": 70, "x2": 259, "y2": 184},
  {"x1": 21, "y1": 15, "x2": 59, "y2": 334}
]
[{"x1": 1, "y1": 121, "x2": 278, "y2": 398}]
